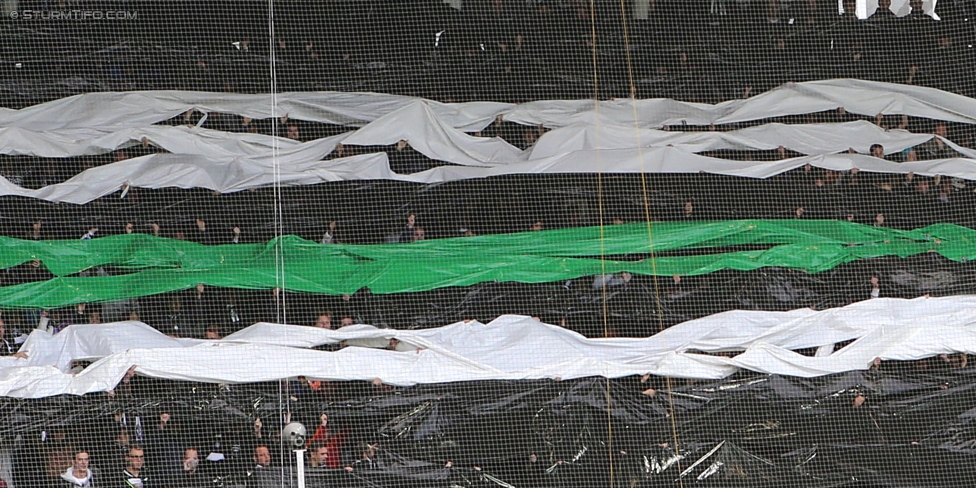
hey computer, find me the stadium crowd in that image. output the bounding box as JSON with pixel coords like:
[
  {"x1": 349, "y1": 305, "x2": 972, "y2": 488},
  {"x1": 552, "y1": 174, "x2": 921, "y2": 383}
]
[
  {"x1": 0, "y1": 107, "x2": 973, "y2": 342},
  {"x1": 2, "y1": 0, "x2": 972, "y2": 103}
]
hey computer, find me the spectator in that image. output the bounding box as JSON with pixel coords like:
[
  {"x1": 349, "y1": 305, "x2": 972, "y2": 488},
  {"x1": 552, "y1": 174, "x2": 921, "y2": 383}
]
[
  {"x1": 146, "y1": 414, "x2": 181, "y2": 486},
  {"x1": 193, "y1": 219, "x2": 216, "y2": 246},
  {"x1": 59, "y1": 450, "x2": 100, "y2": 488},
  {"x1": 411, "y1": 227, "x2": 425, "y2": 242},
  {"x1": 307, "y1": 443, "x2": 329, "y2": 469},
  {"x1": 314, "y1": 313, "x2": 333, "y2": 329},
  {"x1": 396, "y1": 214, "x2": 419, "y2": 243},
  {"x1": 918, "y1": 122, "x2": 957, "y2": 159},
  {"x1": 306, "y1": 414, "x2": 348, "y2": 469},
  {"x1": 0, "y1": 317, "x2": 24, "y2": 357},
  {"x1": 252, "y1": 445, "x2": 271, "y2": 470},
  {"x1": 285, "y1": 125, "x2": 301, "y2": 141},
  {"x1": 27, "y1": 220, "x2": 45, "y2": 241},
  {"x1": 175, "y1": 449, "x2": 207, "y2": 488},
  {"x1": 320, "y1": 222, "x2": 338, "y2": 244},
  {"x1": 869, "y1": 144, "x2": 885, "y2": 159},
  {"x1": 120, "y1": 446, "x2": 151, "y2": 488},
  {"x1": 344, "y1": 443, "x2": 381, "y2": 472},
  {"x1": 203, "y1": 326, "x2": 222, "y2": 340}
]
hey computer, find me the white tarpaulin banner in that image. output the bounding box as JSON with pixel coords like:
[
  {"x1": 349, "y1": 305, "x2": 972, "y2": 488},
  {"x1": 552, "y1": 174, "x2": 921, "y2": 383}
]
[
  {"x1": 2, "y1": 149, "x2": 976, "y2": 204},
  {"x1": 0, "y1": 91, "x2": 512, "y2": 133},
  {"x1": 0, "y1": 120, "x2": 957, "y2": 164},
  {"x1": 1, "y1": 79, "x2": 975, "y2": 132},
  {"x1": 528, "y1": 120, "x2": 942, "y2": 159},
  {"x1": 1, "y1": 296, "x2": 974, "y2": 398},
  {"x1": 19, "y1": 152, "x2": 392, "y2": 204},
  {"x1": 3, "y1": 79, "x2": 976, "y2": 203}
]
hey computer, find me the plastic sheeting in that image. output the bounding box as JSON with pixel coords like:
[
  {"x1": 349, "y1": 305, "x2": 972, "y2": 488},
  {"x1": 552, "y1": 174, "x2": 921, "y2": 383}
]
[
  {"x1": 0, "y1": 220, "x2": 967, "y2": 308},
  {"x1": 398, "y1": 149, "x2": 976, "y2": 184},
  {"x1": 3, "y1": 80, "x2": 973, "y2": 132},
  {"x1": 341, "y1": 100, "x2": 524, "y2": 166},
  {"x1": 5, "y1": 80, "x2": 976, "y2": 203},
  {"x1": 0, "y1": 119, "x2": 965, "y2": 165},
  {"x1": 0, "y1": 295, "x2": 974, "y2": 398},
  {"x1": 528, "y1": 120, "x2": 969, "y2": 159},
  {"x1": 8, "y1": 148, "x2": 976, "y2": 205},
  {"x1": 5, "y1": 371, "x2": 976, "y2": 487},
  {"x1": 0, "y1": 91, "x2": 512, "y2": 133},
  {"x1": 0, "y1": 152, "x2": 392, "y2": 204},
  {"x1": 0, "y1": 125, "x2": 347, "y2": 160}
]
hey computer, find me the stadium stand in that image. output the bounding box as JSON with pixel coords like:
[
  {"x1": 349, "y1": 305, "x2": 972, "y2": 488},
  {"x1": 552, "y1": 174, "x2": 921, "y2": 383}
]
[{"x1": 1, "y1": 0, "x2": 976, "y2": 486}]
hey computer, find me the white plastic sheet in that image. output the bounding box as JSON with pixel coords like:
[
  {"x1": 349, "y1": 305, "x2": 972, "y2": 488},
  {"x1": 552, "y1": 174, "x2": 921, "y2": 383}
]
[
  {"x1": 20, "y1": 152, "x2": 391, "y2": 204},
  {"x1": 342, "y1": 100, "x2": 524, "y2": 166},
  {"x1": 0, "y1": 91, "x2": 512, "y2": 132},
  {"x1": 3, "y1": 147, "x2": 976, "y2": 204},
  {"x1": 528, "y1": 121, "x2": 938, "y2": 159},
  {"x1": 4, "y1": 80, "x2": 976, "y2": 202},
  {"x1": 1, "y1": 296, "x2": 974, "y2": 398},
  {"x1": 1, "y1": 79, "x2": 973, "y2": 133}
]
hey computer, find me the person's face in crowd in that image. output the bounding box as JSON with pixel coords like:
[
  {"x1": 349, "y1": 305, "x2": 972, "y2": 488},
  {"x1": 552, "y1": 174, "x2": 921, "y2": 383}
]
[
  {"x1": 413, "y1": 227, "x2": 425, "y2": 241},
  {"x1": 871, "y1": 145, "x2": 884, "y2": 158},
  {"x1": 125, "y1": 222, "x2": 134, "y2": 234},
  {"x1": 314, "y1": 446, "x2": 329, "y2": 465},
  {"x1": 341, "y1": 317, "x2": 354, "y2": 327},
  {"x1": 309, "y1": 447, "x2": 321, "y2": 465},
  {"x1": 254, "y1": 446, "x2": 271, "y2": 467},
  {"x1": 875, "y1": 213, "x2": 885, "y2": 225},
  {"x1": 73, "y1": 452, "x2": 90, "y2": 473},
  {"x1": 684, "y1": 202, "x2": 694, "y2": 215},
  {"x1": 286, "y1": 125, "x2": 300, "y2": 140},
  {"x1": 204, "y1": 328, "x2": 220, "y2": 340},
  {"x1": 935, "y1": 123, "x2": 948, "y2": 138},
  {"x1": 316, "y1": 315, "x2": 332, "y2": 329},
  {"x1": 363, "y1": 444, "x2": 377, "y2": 459},
  {"x1": 0, "y1": 319, "x2": 5, "y2": 338},
  {"x1": 127, "y1": 448, "x2": 145, "y2": 471},
  {"x1": 116, "y1": 429, "x2": 130, "y2": 447},
  {"x1": 183, "y1": 449, "x2": 199, "y2": 472},
  {"x1": 530, "y1": 221, "x2": 543, "y2": 231}
]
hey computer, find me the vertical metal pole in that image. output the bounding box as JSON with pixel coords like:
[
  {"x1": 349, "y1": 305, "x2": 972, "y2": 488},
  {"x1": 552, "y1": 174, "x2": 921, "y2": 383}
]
[{"x1": 294, "y1": 449, "x2": 306, "y2": 488}]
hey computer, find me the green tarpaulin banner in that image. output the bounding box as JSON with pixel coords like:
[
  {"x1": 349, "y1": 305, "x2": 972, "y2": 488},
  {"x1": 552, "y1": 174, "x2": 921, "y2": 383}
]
[{"x1": 0, "y1": 220, "x2": 972, "y2": 308}]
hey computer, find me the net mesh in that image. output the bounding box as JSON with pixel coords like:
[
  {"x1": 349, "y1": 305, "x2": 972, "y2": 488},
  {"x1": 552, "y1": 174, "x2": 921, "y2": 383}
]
[{"x1": 0, "y1": 0, "x2": 975, "y2": 486}]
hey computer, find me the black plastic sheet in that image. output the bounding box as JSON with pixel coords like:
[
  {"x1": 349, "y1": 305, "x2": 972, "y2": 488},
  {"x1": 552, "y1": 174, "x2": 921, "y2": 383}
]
[{"x1": 5, "y1": 369, "x2": 976, "y2": 487}]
